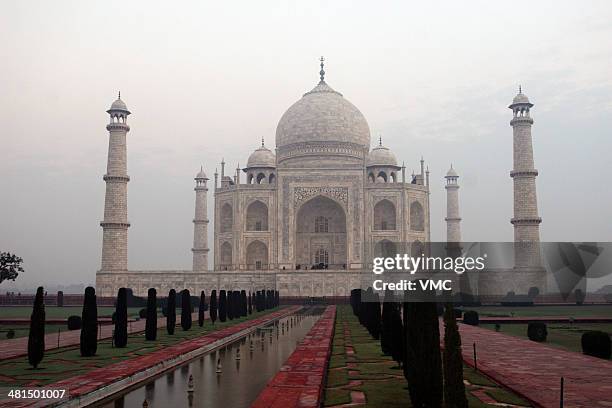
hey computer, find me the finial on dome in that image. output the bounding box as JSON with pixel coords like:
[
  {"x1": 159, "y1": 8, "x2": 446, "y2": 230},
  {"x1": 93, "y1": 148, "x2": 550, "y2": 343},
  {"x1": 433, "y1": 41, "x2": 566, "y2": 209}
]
[
  {"x1": 379, "y1": 136, "x2": 382, "y2": 146},
  {"x1": 261, "y1": 137, "x2": 265, "y2": 147},
  {"x1": 519, "y1": 85, "x2": 522, "y2": 94},
  {"x1": 118, "y1": 91, "x2": 121, "y2": 99},
  {"x1": 319, "y1": 56, "x2": 325, "y2": 83}
]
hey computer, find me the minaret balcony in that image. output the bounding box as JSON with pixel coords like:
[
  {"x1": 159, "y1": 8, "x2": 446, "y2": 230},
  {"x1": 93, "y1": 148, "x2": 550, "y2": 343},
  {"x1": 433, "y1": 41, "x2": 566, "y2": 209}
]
[
  {"x1": 103, "y1": 174, "x2": 130, "y2": 182},
  {"x1": 100, "y1": 221, "x2": 131, "y2": 228},
  {"x1": 510, "y1": 169, "x2": 538, "y2": 178},
  {"x1": 106, "y1": 123, "x2": 130, "y2": 131},
  {"x1": 510, "y1": 116, "x2": 534, "y2": 126},
  {"x1": 510, "y1": 217, "x2": 542, "y2": 225}
]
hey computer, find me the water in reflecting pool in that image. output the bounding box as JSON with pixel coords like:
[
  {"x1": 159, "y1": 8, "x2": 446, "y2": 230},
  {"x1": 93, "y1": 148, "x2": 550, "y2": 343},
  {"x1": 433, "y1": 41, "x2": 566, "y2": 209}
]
[{"x1": 96, "y1": 308, "x2": 323, "y2": 408}]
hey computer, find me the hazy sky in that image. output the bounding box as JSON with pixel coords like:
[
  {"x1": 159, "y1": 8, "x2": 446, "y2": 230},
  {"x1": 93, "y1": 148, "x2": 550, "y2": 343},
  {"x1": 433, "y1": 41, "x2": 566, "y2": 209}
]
[{"x1": 1, "y1": 0, "x2": 611, "y2": 291}]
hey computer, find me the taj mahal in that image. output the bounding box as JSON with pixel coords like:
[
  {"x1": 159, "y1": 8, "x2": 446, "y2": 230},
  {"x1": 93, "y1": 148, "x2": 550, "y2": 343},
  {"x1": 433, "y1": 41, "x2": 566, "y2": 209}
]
[{"x1": 96, "y1": 58, "x2": 543, "y2": 298}]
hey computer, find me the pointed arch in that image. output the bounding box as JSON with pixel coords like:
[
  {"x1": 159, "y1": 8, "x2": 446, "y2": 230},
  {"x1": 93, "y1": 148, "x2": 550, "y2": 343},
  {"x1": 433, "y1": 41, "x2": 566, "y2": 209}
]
[
  {"x1": 410, "y1": 201, "x2": 424, "y2": 231},
  {"x1": 373, "y1": 199, "x2": 396, "y2": 230},
  {"x1": 246, "y1": 200, "x2": 268, "y2": 231},
  {"x1": 246, "y1": 240, "x2": 268, "y2": 270},
  {"x1": 220, "y1": 203, "x2": 233, "y2": 233},
  {"x1": 220, "y1": 241, "x2": 232, "y2": 269},
  {"x1": 375, "y1": 239, "x2": 397, "y2": 258}
]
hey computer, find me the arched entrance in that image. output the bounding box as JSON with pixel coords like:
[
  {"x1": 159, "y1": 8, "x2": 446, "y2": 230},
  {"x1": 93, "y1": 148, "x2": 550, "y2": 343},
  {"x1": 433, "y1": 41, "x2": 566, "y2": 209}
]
[
  {"x1": 246, "y1": 240, "x2": 268, "y2": 270},
  {"x1": 295, "y1": 195, "x2": 347, "y2": 269}
]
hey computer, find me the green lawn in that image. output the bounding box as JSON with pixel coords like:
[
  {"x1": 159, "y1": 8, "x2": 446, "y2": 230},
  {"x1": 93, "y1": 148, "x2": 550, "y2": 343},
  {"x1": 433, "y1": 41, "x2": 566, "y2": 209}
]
[
  {"x1": 0, "y1": 323, "x2": 67, "y2": 340},
  {"x1": 0, "y1": 306, "x2": 144, "y2": 319},
  {"x1": 0, "y1": 307, "x2": 281, "y2": 387},
  {"x1": 470, "y1": 305, "x2": 612, "y2": 318},
  {"x1": 323, "y1": 306, "x2": 532, "y2": 407},
  {"x1": 480, "y1": 322, "x2": 612, "y2": 356}
]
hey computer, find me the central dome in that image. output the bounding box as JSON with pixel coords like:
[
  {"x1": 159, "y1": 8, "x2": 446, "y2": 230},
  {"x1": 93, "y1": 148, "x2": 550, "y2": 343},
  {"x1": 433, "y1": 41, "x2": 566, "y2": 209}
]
[{"x1": 275, "y1": 81, "x2": 371, "y2": 149}]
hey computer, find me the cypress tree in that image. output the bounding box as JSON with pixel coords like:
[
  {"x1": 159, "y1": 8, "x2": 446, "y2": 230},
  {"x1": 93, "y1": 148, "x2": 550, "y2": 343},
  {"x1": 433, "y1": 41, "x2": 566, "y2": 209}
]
[
  {"x1": 27, "y1": 286, "x2": 45, "y2": 369},
  {"x1": 167, "y1": 289, "x2": 176, "y2": 335},
  {"x1": 198, "y1": 291, "x2": 206, "y2": 327},
  {"x1": 227, "y1": 291, "x2": 234, "y2": 320},
  {"x1": 210, "y1": 290, "x2": 218, "y2": 324},
  {"x1": 443, "y1": 303, "x2": 468, "y2": 408},
  {"x1": 80, "y1": 286, "x2": 98, "y2": 356},
  {"x1": 219, "y1": 290, "x2": 227, "y2": 322},
  {"x1": 371, "y1": 292, "x2": 381, "y2": 340},
  {"x1": 145, "y1": 288, "x2": 157, "y2": 341},
  {"x1": 57, "y1": 290, "x2": 64, "y2": 307},
  {"x1": 380, "y1": 289, "x2": 394, "y2": 355},
  {"x1": 114, "y1": 288, "x2": 128, "y2": 347},
  {"x1": 233, "y1": 291, "x2": 239, "y2": 318},
  {"x1": 241, "y1": 290, "x2": 247, "y2": 317},
  {"x1": 402, "y1": 287, "x2": 443, "y2": 408},
  {"x1": 390, "y1": 299, "x2": 404, "y2": 368},
  {"x1": 181, "y1": 289, "x2": 192, "y2": 331},
  {"x1": 248, "y1": 292, "x2": 253, "y2": 315}
]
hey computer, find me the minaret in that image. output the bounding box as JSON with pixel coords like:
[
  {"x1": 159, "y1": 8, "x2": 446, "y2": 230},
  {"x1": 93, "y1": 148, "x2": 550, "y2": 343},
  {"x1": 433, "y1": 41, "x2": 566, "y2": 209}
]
[
  {"x1": 444, "y1": 165, "x2": 461, "y2": 243},
  {"x1": 100, "y1": 93, "x2": 130, "y2": 272},
  {"x1": 192, "y1": 167, "x2": 210, "y2": 271},
  {"x1": 509, "y1": 87, "x2": 542, "y2": 270}
]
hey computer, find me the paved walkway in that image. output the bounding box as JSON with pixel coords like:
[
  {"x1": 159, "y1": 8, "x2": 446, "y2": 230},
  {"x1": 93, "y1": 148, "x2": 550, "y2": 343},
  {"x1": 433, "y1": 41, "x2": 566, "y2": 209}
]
[
  {"x1": 442, "y1": 322, "x2": 612, "y2": 407},
  {"x1": 252, "y1": 306, "x2": 336, "y2": 408},
  {"x1": 477, "y1": 316, "x2": 612, "y2": 324},
  {"x1": 3, "y1": 307, "x2": 298, "y2": 408},
  {"x1": 0, "y1": 313, "x2": 199, "y2": 360}
]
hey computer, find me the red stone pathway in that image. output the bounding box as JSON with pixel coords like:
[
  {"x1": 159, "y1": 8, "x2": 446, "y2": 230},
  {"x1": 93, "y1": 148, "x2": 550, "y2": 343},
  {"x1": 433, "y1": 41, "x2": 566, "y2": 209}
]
[
  {"x1": 0, "y1": 313, "x2": 198, "y2": 360},
  {"x1": 442, "y1": 322, "x2": 612, "y2": 408},
  {"x1": 251, "y1": 306, "x2": 336, "y2": 408},
  {"x1": 2, "y1": 307, "x2": 298, "y2": 408}
]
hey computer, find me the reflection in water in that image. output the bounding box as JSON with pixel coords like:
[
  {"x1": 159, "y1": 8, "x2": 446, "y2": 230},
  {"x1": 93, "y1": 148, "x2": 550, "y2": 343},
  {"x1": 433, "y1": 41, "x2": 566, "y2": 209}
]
[{"x1": 96, "y1": 310, "x2": 320, "y2": 408}]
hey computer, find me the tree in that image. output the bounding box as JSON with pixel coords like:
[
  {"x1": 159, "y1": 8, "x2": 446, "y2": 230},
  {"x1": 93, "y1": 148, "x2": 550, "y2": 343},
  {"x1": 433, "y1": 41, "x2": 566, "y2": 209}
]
[
  {"x1": 145, "y1": 288, "x2": 157, "y2": 341},
  {"x1": 181, "y1": 289, "x2": 192, "y2": 331},
  {"x1": 403, "y1": 288, "x2": 443, "y2": 408},
  {"x1": 28, "y1": 286, "x2": 45, "y2": 369},
  {"x1": 575, "y1": 288, "x2": 586, "y2": 305},
  {"x1": 371, "y1": 292, "x2": 381, "y2": 340},
  {"x1": 167, "y1": 289, "x2": 176, "y2": 335},
  {"x1": 57, "y1": 290, "x2": 64, "y2": 307},
  {"x1": 114, "y1": 288, "x2": 128, "y2": 347},
  {"x1": 210, "y1": 290, "x2": 218, "y2": 324},
  {"x1": 198, "y1": 291, "x2": 206, "y2": 327},
  {"x1": 248, "y1": 292, "x2": 252, "y2": 315},
  {"x1": 0, "y1": 252, "x2": 24, "y2": 283},
  {"x1": 389, "y1": 299, "x2": 403, "y2": 367},
  {"x1": 219, "y1": 290, "x2": 227, "y2": 322},
  {"x1": 241, "y1": 290, "x2": 247, "y2": 317},
  {"x1": 443, "y1": 303, "x2": 468, "y2": 408},
  {"x1": 380, "y1": 289, "x2": 394, "y2": 355},
  {"x1": 80, "y1": 286, "x2": 98, "y2": 356},
  {"x1": 227, "y1": 291, "x2": 234, "y2": 320}
]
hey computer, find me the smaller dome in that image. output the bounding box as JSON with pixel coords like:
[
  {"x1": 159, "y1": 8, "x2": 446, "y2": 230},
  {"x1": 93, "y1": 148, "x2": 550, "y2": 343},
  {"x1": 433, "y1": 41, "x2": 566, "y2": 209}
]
[
  {"x1": 109, "y1": 98, "x2": 129, "y2": 112},
  {"x1": 247, "y1": 143, "x2": 276, "y2": 168},
  {"x1": 509, "y1": 87, "x2": 533, "y2": 108},
  {"x1": 366, "y1": 144, "x2": 398, "y2": 167},
  {"x1": 512, "y1": 92, "x2": 530, "y2": 105},
  {"x1": 195, "y1": 166, "x2": 208, "y2": 180},
  {"x1": 446, "y1": 165, "x2": 458, "y2": 177}
]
